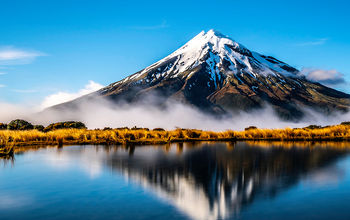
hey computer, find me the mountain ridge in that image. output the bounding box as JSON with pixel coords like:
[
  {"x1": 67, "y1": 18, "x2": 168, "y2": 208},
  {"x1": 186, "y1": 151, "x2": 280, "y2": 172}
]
[{"x1": 50, "y1": 30, "x2": 350, "y2": 120}]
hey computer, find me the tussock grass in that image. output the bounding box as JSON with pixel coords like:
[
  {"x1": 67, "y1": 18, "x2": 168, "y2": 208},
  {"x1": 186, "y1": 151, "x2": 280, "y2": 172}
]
[
  {"x1": 234, "y1": 125, "x2": 350, "y2": 141},
  {"x1": 0, "y1": 124, "x2": 350, "y2": 148}
]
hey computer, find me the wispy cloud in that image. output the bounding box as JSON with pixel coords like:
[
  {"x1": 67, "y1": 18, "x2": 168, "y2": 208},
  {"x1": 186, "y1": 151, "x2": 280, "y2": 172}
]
[
  {"x1": 295, "y1": 38, "x2": 328, "y2": 46},
  {"x1": 40, "y1": 80, "x2": 104, "y2": 109},
  {"x1": 130, "y1": 20, "x2": 169, "y2": 30},
  {"x1": 302, "y1": 68, "x2": 347, "y2": 86},
  {"x1": 0, "y1": 46, "x2": 45, "y2": 65},
  {"x1": 0, "y1": 84, "x2": 6, "y2": 88},
  {"x1": 0, "y1": 72, "x2": 6, "y2": 75}
]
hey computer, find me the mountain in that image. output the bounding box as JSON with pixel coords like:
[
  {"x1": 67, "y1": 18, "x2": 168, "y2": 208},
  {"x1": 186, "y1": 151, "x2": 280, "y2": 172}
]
[{"x1": 52, "y1": 30, "x2": 350, "y2": 119}]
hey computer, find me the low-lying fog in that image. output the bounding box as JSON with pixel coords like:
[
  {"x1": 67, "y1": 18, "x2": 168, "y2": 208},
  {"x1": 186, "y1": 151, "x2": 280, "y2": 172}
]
[{"x1": 1, "y1": 97, "x2": 350, "y2": 131}]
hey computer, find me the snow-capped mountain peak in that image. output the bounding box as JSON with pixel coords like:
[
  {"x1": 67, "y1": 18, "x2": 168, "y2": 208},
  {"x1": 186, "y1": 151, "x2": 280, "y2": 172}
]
[
  {"x1": 140, "y1": 29, "x2": 249, "y2": 76},
  {"x1": 53, "y1": 30, "x2": 350, "y2": 121},
  {"x1": 178, "y1": 29, "x2": 248, "y2": 56},
  {"x1": 120, "y1": 30, "x2": 299, "y2": 86}
]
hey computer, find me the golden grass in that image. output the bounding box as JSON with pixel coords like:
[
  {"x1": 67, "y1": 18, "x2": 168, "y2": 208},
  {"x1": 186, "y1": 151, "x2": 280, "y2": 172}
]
[
  {"x1": 0, "y1": 124, "x2": 350, "y2": 149},
  {"x1": 234, "y1": 125, "x2": 350, "y2": 141},
  {"x1": 0, "y1": 128, "x2": 236, "y2": 147}
]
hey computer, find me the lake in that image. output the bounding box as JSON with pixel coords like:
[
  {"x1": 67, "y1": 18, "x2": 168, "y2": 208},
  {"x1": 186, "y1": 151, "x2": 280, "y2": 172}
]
[{"x1": 1, "y1": 141, "x2": 350, "y2": 220}]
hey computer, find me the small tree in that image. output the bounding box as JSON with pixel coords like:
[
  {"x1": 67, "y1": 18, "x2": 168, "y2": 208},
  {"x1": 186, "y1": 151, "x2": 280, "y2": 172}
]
[
  {"x1": 7, "y1": 119, "x2": 34, "y2": 130},
  {"x1": 44, "y1": 121, "x2": 87, "y2": 132}
]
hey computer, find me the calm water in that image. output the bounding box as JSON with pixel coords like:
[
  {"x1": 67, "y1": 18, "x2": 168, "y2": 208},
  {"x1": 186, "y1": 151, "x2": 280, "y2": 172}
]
[{"x1": 1, "y1": 142, "x2": 350, "y2": 220}]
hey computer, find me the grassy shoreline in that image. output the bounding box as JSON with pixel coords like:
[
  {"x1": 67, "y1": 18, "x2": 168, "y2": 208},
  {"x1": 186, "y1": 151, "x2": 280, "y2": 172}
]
[{"x1": 0, "y1": 123, "x2": 350, "y2": 151}]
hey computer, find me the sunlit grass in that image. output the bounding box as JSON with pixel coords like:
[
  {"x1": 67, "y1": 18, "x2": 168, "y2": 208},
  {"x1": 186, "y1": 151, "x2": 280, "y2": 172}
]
[{"x1": 0, "y1": 124, "x2": 350, "y2": 148}]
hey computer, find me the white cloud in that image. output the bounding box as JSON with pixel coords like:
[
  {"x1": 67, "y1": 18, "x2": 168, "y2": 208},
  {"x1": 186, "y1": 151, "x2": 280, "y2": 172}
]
[
  {"x1": 44, "y1": 147, "x2": 104, "y2": 179},
  {"x1": 40, "y1": 80, "x2": 104, "y2": 109},
  {"x1": 302, "y1": 68, "x2": 346, "y2": 86},
  {"x1": 296, "y1": 38, "x2": 328, "y2": 46},
  {"x1": 0, "y1": 84, "x2": 6, "y2": 88},
  {"x1": 0, "y1": 46, "x2": 45, "y2": 65}
]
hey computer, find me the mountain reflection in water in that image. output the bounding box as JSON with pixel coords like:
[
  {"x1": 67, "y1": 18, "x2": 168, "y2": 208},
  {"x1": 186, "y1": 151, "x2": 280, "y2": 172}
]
[
  {"x1": 106, "y1": 142, "x2": 349, "y2": 220},
  {"x1": 1, "y1": 141, "x2": 349, "y2": 220}
]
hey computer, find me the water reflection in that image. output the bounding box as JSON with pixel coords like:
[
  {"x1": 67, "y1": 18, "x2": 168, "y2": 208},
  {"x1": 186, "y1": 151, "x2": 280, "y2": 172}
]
[
  {"x1": 0, "y1": 155, "x2": 14, "y2": 167},
  {"x1": 106, "y1": 142, "x2": 349, "y2": 220},
  {"x1": 1, "y1": 142, "x2": 350, "y2": 220}
]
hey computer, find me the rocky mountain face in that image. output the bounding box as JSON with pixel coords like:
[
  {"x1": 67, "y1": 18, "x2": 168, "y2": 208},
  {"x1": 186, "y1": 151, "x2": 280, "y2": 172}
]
[{"x1": 53, "y1": 30, "x2": 350, "y2": 120}]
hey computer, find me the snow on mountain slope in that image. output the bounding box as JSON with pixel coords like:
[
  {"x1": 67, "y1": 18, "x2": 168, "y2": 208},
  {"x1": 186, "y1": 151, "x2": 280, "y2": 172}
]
[
  {"x1": 103, "y1": 29, "x2": 299, "y2": 92},
  {"x1": 53, "y1": 30, "x2": 350, "y2": 120}
]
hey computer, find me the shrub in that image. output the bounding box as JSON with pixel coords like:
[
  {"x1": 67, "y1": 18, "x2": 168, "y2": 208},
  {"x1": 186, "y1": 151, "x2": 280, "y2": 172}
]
[
  {"x1": 153, "y1": 128, "x2": 165, "y2": 131},
  {"x1": 245, "y1": 126, "x2": 258, "y2": 131},
  {"x1": 7, "y1": 119, "x2": 34, "y2": 130},
  {"x1": 34, "y1": 125, "x2": 45, "y2": 131},
  {"x1": 116, "y1": 127, "x2": 129, "y2": 130},
  {"x1": 44, "y1": 121, "x2": 87, "y2": 132},
  {"x1": 0, "y1": 123, "x2": 7, "y2": 130},
  {"x1": 303, "y1": 125, "x2": 322, "y2": 130},
  {"x1": 131, "y1": 126, "x2": 149, "y2": 131},
  {"x1": 341, "y1": 121, "x2": 350, "y2": 126}
]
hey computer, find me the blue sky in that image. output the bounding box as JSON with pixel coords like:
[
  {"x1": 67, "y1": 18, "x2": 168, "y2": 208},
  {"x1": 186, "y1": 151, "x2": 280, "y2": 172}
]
[{"x1": 1, "y1": 0, "x2": 350, "y2": 105}]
